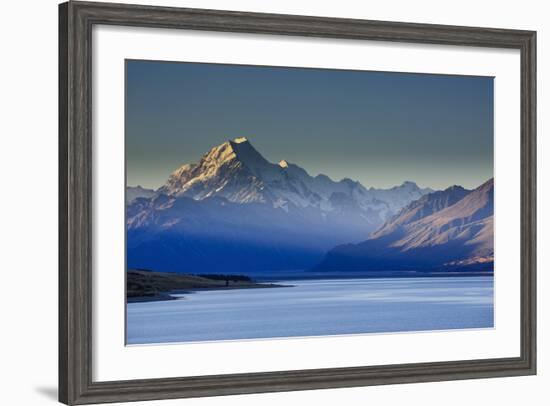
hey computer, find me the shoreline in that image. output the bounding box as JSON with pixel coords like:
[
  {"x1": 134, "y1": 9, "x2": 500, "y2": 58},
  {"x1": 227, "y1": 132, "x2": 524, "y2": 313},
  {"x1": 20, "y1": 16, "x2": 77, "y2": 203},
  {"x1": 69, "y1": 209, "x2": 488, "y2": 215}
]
[
  {"x1": 253, "y1": 271, "x2": 494, "y2": 282},
  {"x1": 126, "y1": 273, "x2": 493, "y2": 303},
  {"x1": 127, "y1": 269, "x2": 291, "y2": 303}
]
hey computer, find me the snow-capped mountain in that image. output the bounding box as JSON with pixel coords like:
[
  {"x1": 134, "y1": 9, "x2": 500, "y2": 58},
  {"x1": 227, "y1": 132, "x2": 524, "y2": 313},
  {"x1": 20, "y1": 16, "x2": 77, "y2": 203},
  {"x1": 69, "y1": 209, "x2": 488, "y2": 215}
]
[
  {"x1": 156, "y1": 137, "x2": 432, "y2": 225},
  {"x1": 126, "y1": 137, "x2": 437, "y2": 274},
  {"x1": 126, "y1": 185, "x2": 155, "y2": 204},
  {"x1": 314, "y1": 178, "x2": 494, "y2": 273}
]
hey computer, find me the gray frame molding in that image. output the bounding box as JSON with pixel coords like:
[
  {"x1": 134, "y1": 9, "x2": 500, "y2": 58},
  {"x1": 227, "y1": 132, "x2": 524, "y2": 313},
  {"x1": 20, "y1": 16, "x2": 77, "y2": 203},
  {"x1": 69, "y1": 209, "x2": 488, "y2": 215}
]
[{"x1": 59, "y1": 1, "x2": 536, "y2": 404}]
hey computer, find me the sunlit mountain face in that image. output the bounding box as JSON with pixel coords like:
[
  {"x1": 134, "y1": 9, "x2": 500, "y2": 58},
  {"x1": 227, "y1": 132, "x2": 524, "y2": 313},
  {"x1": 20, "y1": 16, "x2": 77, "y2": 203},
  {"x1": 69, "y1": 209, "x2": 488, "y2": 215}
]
[{"x1": 126, "y1": 138, "x2": 437, "y2": 275}]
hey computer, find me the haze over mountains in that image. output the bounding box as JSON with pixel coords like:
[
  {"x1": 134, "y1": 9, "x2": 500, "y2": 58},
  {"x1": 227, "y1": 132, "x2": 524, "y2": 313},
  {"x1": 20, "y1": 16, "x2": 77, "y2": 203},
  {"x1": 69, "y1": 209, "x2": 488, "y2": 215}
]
[
  {"x1": 127, "y1": 185, "x2": 155, "y2": 204},
  {"x1": 315, "y1": 178, "x2": 494, "y2": 273},
  {"x1": 126, "y1": 138, "x2": 437, "y2": 274}
]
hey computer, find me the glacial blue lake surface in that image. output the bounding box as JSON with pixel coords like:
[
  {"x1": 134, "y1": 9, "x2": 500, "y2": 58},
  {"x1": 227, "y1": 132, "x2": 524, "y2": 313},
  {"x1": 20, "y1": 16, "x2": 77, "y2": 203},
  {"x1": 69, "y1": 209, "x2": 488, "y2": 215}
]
[{"x1": 126, "y1": 276, "x2": 494, "y2": 345}]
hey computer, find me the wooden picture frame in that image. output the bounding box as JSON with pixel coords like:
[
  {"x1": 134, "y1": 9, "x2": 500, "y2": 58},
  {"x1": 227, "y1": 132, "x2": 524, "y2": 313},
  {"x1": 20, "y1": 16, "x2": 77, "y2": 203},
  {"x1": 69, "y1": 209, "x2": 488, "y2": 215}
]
[{"x1": 59, "y1": 1, "x2": 536, "y2": 404}]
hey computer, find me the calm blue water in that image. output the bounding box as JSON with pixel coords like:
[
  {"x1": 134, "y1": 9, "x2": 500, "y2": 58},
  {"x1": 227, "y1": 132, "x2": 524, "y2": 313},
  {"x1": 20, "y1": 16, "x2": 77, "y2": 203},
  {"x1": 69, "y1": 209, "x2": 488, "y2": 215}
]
[{"x1": 126, "y1": 277, "x2": 493, "y2": 345}]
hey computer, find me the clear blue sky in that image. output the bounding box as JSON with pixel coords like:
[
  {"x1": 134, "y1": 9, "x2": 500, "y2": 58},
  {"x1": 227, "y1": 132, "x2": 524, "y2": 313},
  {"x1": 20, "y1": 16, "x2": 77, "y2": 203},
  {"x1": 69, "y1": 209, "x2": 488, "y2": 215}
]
[{"x1": 126, "y1": 60, "x2": 493, "y2": 190}]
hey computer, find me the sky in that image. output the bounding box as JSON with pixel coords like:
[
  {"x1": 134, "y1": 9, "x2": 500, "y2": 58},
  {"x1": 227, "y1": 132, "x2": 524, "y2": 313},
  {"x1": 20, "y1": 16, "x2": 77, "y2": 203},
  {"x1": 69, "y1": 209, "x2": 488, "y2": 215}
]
[{"x1": 126, "y1": 60, "x2": 493, "y2": 190}]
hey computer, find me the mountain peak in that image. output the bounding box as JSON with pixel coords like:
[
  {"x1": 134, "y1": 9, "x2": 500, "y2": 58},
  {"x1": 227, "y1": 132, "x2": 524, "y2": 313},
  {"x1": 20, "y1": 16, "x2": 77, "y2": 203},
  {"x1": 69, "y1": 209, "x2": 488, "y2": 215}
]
[
  {"x1": 446, "y1": 185, "x2": 466, "y2": 191},
  {"x1": 233, "y1": 137, "x2": 249, "y2": 144},
  {"x1": 197, "y1": 138, "x2": 268, "y2": 170},
  {"x1": 157, "y1": 139, "x2": 434, "y2": 222},
  {"x1": 401, "y1": 181, "x2": 418, "y2": 188},
  {"x1": 227, "y1": 138, "x2": 271, "y2": 170},
  {"x1": 279, "y1": 159, "x2": 289, "y2": 168},
  {"x1": 369, "y1": 183, "x2": 471, "y2": 240}
]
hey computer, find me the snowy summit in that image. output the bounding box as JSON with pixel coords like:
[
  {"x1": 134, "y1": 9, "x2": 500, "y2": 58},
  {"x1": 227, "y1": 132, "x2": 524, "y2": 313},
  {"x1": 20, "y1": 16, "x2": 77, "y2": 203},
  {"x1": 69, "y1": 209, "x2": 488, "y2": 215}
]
[{"x1": 154, "y1": 138, "x2": 433, "y2": 225}]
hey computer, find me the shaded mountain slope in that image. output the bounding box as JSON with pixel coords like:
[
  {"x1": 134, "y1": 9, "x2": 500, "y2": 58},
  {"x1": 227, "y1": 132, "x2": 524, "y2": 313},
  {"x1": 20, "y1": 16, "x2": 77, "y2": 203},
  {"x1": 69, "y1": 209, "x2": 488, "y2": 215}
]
[
  {"x1": 314, "y1": 178, "x2": 494, "y2": 272},
  {"x1": 127, "y1": 138, "x2": 435, "y2": 274}
]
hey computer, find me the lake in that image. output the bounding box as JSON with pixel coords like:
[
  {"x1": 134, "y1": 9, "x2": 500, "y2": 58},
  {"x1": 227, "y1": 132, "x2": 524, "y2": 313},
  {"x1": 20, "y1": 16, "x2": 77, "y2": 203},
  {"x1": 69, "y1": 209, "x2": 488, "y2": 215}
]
[{"x1": 126, "y1": 276, "x2": 494, "y2": 345}]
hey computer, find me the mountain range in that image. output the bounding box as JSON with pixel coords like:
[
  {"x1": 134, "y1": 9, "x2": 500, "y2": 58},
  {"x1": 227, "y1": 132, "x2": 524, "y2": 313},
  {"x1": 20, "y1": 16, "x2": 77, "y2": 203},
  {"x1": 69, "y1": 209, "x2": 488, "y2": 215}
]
[
  {"x1": 314, "y1": 178, "x2": 494, "y2": 273},
  {"x1": 156, "y1": 137, "x2": 432, "y2": 220},
  {"x1": 127, "y1": 185, "x2": 155, "y2": 204},
  {"x1": 126, "y1": 137, "x2": 437, "y2": 274}
]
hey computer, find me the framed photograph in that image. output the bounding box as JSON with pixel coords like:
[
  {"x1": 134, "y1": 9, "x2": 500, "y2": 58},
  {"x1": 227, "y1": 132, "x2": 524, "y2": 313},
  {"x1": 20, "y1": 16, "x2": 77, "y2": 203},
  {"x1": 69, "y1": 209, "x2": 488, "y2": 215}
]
[{"x1": 59, "y1": 1, "x2": 536, "y2": 404}]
